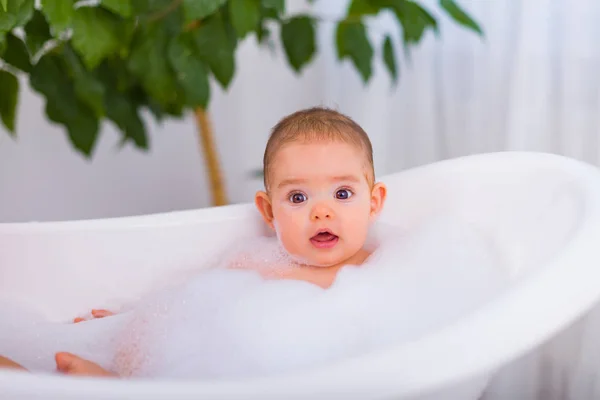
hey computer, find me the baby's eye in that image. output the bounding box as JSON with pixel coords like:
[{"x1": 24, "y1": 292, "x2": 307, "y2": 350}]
[
  {"x1": 335, "y1": 189, "x2": 353, "y2": 200},
  {"x1": 289, "y1": 192, "x2": 307, "y2": 204}
]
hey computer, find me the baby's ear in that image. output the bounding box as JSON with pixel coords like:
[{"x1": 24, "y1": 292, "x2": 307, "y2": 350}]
[
  {"x1": 255, "y1": 190, "x2": 275, "y2": 229},
  {"x1": 369, "y1": 182, "x2": 387, "y2": 219}
]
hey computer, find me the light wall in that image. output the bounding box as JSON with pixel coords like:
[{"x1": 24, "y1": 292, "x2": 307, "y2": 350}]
[{"x1": 2, "y1": 0, "x2": 600, "y2": 222}]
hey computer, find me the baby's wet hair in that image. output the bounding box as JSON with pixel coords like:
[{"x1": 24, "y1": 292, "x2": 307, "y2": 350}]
[{"x1": 263, "y1": 106, "x2": 375, "y2": 191}]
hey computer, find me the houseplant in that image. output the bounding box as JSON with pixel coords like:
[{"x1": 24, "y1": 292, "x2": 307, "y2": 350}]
[{"x1": 0, "y1": 0, "x2": 482, "y2": 205}]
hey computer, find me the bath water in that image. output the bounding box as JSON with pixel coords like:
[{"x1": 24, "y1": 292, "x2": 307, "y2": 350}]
[{"x1": 0, "y1": 215, "x2": 509, "y2": 379}]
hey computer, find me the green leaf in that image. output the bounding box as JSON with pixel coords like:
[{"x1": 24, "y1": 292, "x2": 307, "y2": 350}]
[
  {"x1": 347, "y1": 0, "x2": 379, "y2": 16},
  {"x1": 24, "y1": 10, "x2": 51, "y2": 56},
  {"x1": 146, "y1": 101, "x2": 166, "y2": 122},
  {"x1": 259, "y1": 4, "x2": 279, "y2": 20},
  {"x1": 0, "y1": 13, "x2": 16, "y2": 32},
  {"x1": 40, "y1": 0, "x2": 74, "y2": 35},
  {"x1": 281, "y1": 15, "x2": 315, "y2": 72},
  {"x1": 131, "y1": 0, "x2": 171, "y2": 15},
  {"x1": 101, "y1": 0, "x2": 132, "y2": 17},
  {"x1": 160, "y1": 100, "x2": 184, "y2": 117},
  {"x1": 256, "y1": 22, "x2": 270, "y2": 43},
  {"x1": 75, "y1": 75, "x2": 105, "y2": 118},
  {"x1": 390, "y1": 0, "x2": 437, "y2": 44},
  {"x1": 335, "y1": 20, "x2": 373, "y2": 82},
  {"x1": 168, "y1": 33, "x2": 210, "y2": 107},
  {"x1": 71, "y1": 7, "x2": 122, "y2": 69},
  {"x1": 439, "y1": 0, "x2": 482, "y2": 35},
  {"x1": 63, "y1": 45, "x2": 106, "y2": 118},
  {"x1": 96, "y1": 61, "x2": 157, "y2": 137},
  {"x1": 228, "y1": 0, "x2": 260, "y2": 38},
  {"x1": 1, "y1": 33, "x2": 32, "y2": 72},
  {"x1": 30, "y1": 53, "x2": 100, "y2": 156},
  {"x1": 382, "y1": 35, "x2": 397, "y2": 83},
  {"x1": 183, "y1": 0, "x2": 226, "y2": 24},
  {"x1": 0, "y1": 33, "x2": 6, "y2": 55},
  {"x1": 130, "y1": 86, "x2": 166, "y2": 122},
  {"x1": 0, "y1": 69, "x2": 19, "y2": 135},
  {"x1": 0, "y1": 0, "x2": 34, "y2": 32},
  {"x1": 222, "y1": 6, "x2": 239, "y2": 48},
  {"x1": 29, "y1": 52, "x2": 63, "y2": 96},
  {"x1": 46, "y1": 99, "x2": 99, "y2": 156},
  {"x1": 0, "y1": 0, "x2": 7, "y2": 12},
  {"x1": 128, "y1": 24, "x2": 180, "y2": 107},
  {"x1": 105, "y1": 88, "x2": 147, "y2": 149},
  {"x1": 192, "y1": 13, "x2": 235, "y2": 88},
  {"x1": 262, "y1": 0, "x2": 284, "y2": 13},
  {"x1": 148, "y1": 3, "x2": 185, "y2": 36},
  {"x1": 14, "y1": 0, "x2": 33, "y2": 26}
]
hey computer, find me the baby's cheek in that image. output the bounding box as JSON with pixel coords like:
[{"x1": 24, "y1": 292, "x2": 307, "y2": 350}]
[
  {"x1": 280, "y1": 209, "x2": 307, "y2": 232},
  {"x1": 274, "y1": 215, "x2": 305, "y2": 251},
  {"x1": 343, "y1": 201, "x2": 370, "y2": 224},
  {"x1": 343, "y1": 209, "x2": 371, "y2": 241}
]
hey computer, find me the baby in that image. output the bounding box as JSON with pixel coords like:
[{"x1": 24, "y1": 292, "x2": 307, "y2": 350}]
[
  {"x1": 236, "y1": 106, "x2": 387, "y2": 288},
  {"x1": 0, "y1": 106, "x2": 387, "y2": 376}
]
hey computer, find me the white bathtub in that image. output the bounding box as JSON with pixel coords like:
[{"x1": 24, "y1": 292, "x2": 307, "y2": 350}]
[{"x1": 1, "y1": 151, "x2": 600, "y2": 400}]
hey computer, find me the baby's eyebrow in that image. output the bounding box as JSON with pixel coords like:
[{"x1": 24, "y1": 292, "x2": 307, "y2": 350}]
[
  {"x1": 277, "y1": 178, "x2": 307, "y2": 189},
  {"x1": 331, "y1": 175, "x2": 361, "y2": 183},
  {"x1": 277, "y1": 175, "x2": 360, "y2": 189}
]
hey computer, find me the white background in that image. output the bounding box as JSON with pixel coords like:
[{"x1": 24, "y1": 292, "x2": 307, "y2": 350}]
[{"x1": 1, "y1": 0, "x2": 599, "y2": 222}]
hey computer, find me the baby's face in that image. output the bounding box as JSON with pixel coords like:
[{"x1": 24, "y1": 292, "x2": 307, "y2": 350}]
[{"x1": 256, "y1": 141, "x2": 386, "y2": 268}]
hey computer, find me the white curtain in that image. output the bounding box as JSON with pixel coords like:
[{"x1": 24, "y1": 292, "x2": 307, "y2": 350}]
[
  {"x1": 2, "y1": 0, "x2": 600, "y2": 221},
  {"x1": 314, "y1": 0, "x2": 600, "y2": 173}
]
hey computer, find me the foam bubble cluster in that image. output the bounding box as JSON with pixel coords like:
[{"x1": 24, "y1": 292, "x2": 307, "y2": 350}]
[{"x1": 0, "y1": 216, "x2": 508, "y2": 380}]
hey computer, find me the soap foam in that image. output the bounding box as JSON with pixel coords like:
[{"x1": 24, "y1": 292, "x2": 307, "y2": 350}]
[{"x1": 0, "y1": 215, "x2": 508, "y2": 380}]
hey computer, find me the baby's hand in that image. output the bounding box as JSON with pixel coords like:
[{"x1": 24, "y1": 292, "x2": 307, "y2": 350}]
[
  {"x1": 55, "y1": 352, "x2": 116, "y2": 377},
  {"x1": 73, "y1": 309, "x2": 115, "y2": 323}
]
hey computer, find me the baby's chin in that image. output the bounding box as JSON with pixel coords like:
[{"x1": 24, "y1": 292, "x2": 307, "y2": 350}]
[
  {"x1": 296, "y1": 253, "x2": 349, "y2": 269},
  {"x1": 306, "y1": 261, "x2": 339, "y2": 268},
  {"x1": 282, "y1": 251, "x2": 337, "y2": 268},
  {"x1": 277, "y1": 241, "x2": 354, "y2": 268}
]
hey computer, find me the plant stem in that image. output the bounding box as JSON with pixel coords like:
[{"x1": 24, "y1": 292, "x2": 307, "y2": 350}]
[
  {"x1": 194, "y1": 107, "x2": 228, "y2": 206},
  {"x1": 146, "y1": 0, "x2": 183, "y2": 23}
]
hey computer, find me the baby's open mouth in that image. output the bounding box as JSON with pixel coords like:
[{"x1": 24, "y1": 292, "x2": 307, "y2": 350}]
[{"x1": 310, "y1": 230, "x2": 339, "y2": 249}]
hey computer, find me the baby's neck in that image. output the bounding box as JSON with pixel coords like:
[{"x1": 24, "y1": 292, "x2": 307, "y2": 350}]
[
  {"x1": 227, "y1": 238, "x2": 375, "y2": 289},
  {"x1": 271, "y1": 248, "x2": 373, "y2": 289},
  {"x1": 338, "y1": 247, "x2": 372, "y2": 268}
]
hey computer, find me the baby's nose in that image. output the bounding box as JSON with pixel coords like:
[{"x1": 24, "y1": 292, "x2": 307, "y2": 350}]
[{"x1": 310, "y1": 203, "x2": 335, "y2": 220}]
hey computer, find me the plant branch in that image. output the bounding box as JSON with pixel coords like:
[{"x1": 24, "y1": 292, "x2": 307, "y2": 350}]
[
  {"x1": 146, "y1": 0, "x2": 183, "y2": 23},
  {"x1": 194, "y1": 107, "x2": 228, "y2": 206},
  {"x1": 184, "y1": 20, "x2": 201, "y2": 31}
]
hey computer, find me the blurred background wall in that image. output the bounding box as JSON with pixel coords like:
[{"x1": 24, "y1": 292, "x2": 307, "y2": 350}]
[{"x1": 1, "y1": 0, "x2": 599, "y2": 222}]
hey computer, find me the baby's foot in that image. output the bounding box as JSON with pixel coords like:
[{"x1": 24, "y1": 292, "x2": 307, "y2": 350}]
[
  {"x1": 55, "y1": 352, "x2": 116, "y2": 377},
  {"x1": 0, "y1": 356, "x2": 26, "y2": 370},
  {"x1": 73, "y1": 309, "x2": 114, "y2": 323}
]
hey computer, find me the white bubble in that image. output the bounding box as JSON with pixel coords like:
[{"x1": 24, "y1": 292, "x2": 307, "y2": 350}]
[{"x1": 0, "y1": 215, "x2": 508, "y2": 379}]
